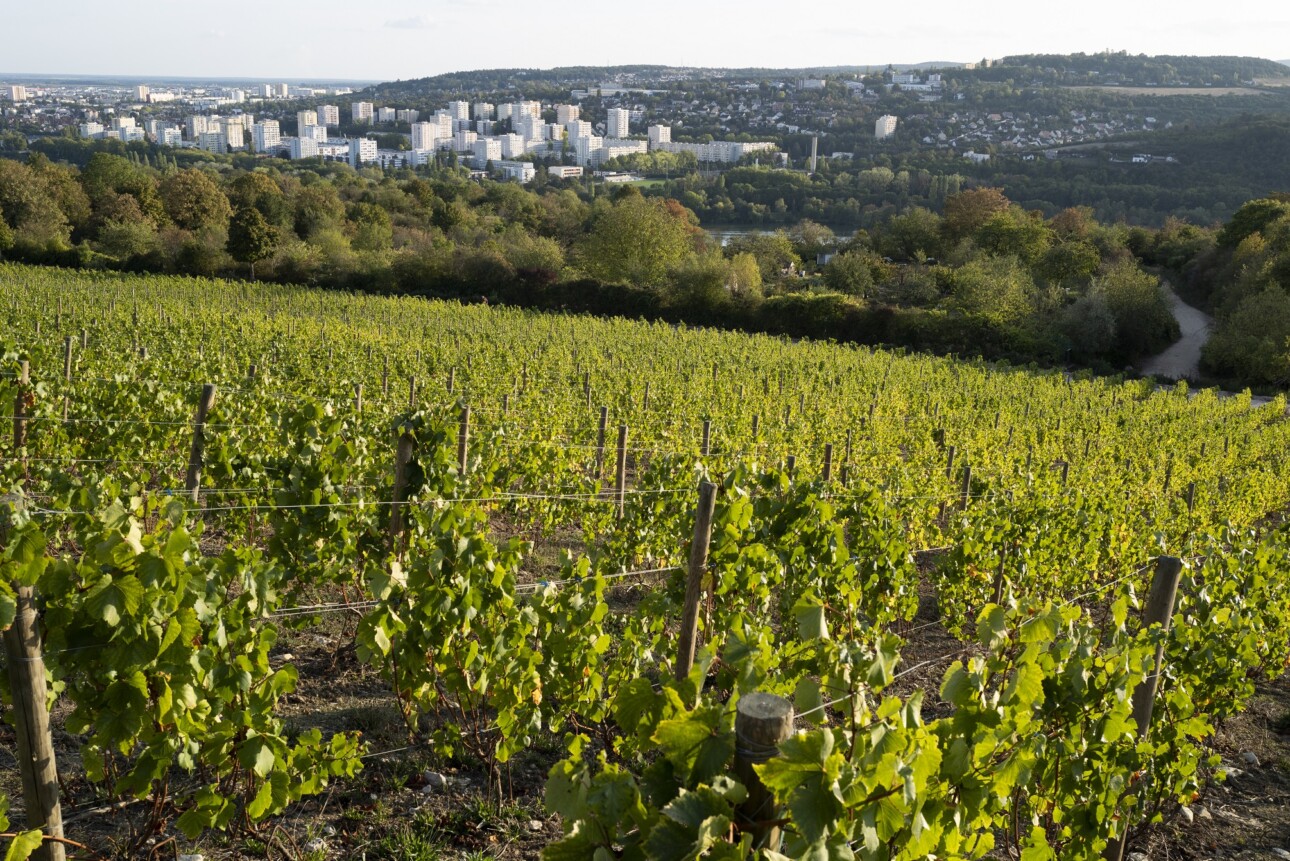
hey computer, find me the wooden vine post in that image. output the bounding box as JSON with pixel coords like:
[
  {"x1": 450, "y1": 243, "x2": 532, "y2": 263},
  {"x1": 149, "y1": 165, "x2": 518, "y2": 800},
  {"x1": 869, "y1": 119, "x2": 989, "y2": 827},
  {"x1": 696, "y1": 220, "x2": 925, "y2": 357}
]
[
  {"x1": 674, "y1": 480, "x2": 718, "y2": 681},
  {"x1": 595, "y1": 406, "x2": 608, "y2": 477},
  {"x1": 734, "y1": 692, "x2": 793, "y2": 851},
  {"x1": 4, "y1": 362, "x2": 66, "y2": 861},
  {"x1": 1106, "y1": 555, "x2": 1183, "y2": 861},
  {"x1": 457, "y1": 406, "x2": 471, "y2": 475},
  {"x1": 389, "y1": 429, "x2": 417, "y2": 557},
  {"x1": 185, "y1": 384, "x2": 218, "y2": 503},
  {"x1": 614, "y1": 425, "x2": 628, "y2": 519}
]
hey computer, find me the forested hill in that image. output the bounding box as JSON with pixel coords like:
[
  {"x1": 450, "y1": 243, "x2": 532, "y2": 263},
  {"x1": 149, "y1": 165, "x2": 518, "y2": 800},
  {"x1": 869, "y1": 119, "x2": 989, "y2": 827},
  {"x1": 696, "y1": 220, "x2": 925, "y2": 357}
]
[
  {"x1": 364, "y1": 55, "x2": 1290, "y2": 101},
  {"x1": 980, "y1": 53, "x2": 1289, "y2": 86},
  {"x1": 363, "y1": 64, "x2": 878, "y2": 101}
]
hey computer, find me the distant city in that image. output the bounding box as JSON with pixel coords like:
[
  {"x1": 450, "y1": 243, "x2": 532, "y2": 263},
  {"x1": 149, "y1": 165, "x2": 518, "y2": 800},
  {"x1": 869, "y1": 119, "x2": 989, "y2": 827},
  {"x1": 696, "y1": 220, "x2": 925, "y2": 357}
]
[
  {"x1": 0, "y1": 75, "x2": 921, "y2": 184},
  {"x1": 5, "y1": 55, "x2": 1280, "y2": 189}
]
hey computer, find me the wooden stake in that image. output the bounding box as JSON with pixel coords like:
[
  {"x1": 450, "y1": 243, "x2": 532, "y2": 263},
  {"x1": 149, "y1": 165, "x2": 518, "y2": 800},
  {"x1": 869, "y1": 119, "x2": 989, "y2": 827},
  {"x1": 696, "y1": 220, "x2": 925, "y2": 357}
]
[
  {"x1": 596, "y1": 406, "x2": 608, "y2": 477},
  {"x1": 734, "y1": 693, "x2": 793, "y2": 851},
  {"x1": 354, "y1": 384, "x2": 363, "y2": 414},
  {"x1": 701, "y1": 420, "x2": 711, "y2": 456},
  {"x1": 457, "y1": 406, "x2": 470, "y2": 474},
  {"x1": 0, "y1": 498, "x2": 65, "y2": 861},
  {"x1": 62, "y1": 336, "x2": 73, "y2": 382},
  {"x1": 185, "y1": 384, "x2": 217, "y2": 503},
  {"x1": 675, "y1": 481, "x2": 718, "y2": 681},
  {"x1": 390, "y1": 431, "x2": 416, "y2": 556},
  {"x1": 1107, "y1": 556, "x2": 1183, "y2": 861},
  {"x1": 14, "y1": 360, "x2": 29, "y2": 451},
  {"x1": 822, "y1": 443, "x2": 833, "y2": 484},
  {"x1": 615, "y1": 425, "x2": 628, "y2": 519}
]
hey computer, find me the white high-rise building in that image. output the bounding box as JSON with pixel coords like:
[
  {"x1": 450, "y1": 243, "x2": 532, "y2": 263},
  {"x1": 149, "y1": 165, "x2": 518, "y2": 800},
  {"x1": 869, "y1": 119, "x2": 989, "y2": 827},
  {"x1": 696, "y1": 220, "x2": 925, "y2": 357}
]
[
  {"x1": 648, "y1": 124, "x2": 671, "y2": 146},
  {"x1": 411, "y1": 122, "x2": 440, "y2": 151},
  {"x1": 555, "y1": 104, "x2": 580, "y2": 125},
  {"x1": 496, "y1": 104, "x2": 513, "y2": 124},
  {"x1": 9, "y1": 85, "x2": 28, "y2": 102},
  {"x1": 317, "y1": 105, "x2": 340, "y2": 126},
  {"x1": 160, "y1": 128, "x2": 184, "y2": 147},
  {"x1": 474, "y1": 120, "x2": 492, "y2": 135},
  {"x1": 303, "y1": 124, "x2": 328, "y2": 142},
  {"x1": 348, "y1": 137, "x2": 377, "y2": 166},
  {"x1": 112, "y1": 116, "x2": 136, "y2": 131},
  {"x1": 453, "y1": 129, "x2": 478, "y2": 151},
  {"x1": 396, "y1": 109, "x2": 419, "y2": 123},
  {"x1": 377, "y1": 106, "x2": 396, "y2": 123},
  {"x1": 198, "y1": 131, "x2": 228, "y2": 154},
  {"x1": 473, "y1": 102, "x2": 494, "y2": 120},
  {"x1": 290, "y1": 137, "x2": 320, "y2": 159},
  {"x1": 472, "y1": 138, "x2": 501, "y2": 168},
  {"x1": 433, "y1": 112, "x2": 454, "y2": 138},
  {"x1": 607, "y1": 108, "x2": 630, "y2": 139},
  {"x1": 573, "y1": 134, "x2": 603, "y2": 167},
  {"x1": 297, "y1": 110, "x2": 317, "y2": 131},
  {"x1": 351, "y1": 102, "x2": 374, "y2": 124},
  {"x1": 277, "y1": 83, "x2": 290, "y2": 97},
  {"x1": 221, "y1": 115, "x2": 251, "y2": 150},
  {"x1": 78, "y1": 122, "x2": 104, "y2": 138},
  {"x1": 875, "y1": 115, "x2": 898, "y2": 139},
  {"x1": 565, "y1": 120, "x2": 592, "y2": 140},
  {"x1": 135, "y1": 85, "x2": 150, "y2": 101},
  {"x1": 188, "y1": 115, "x2": 210, "y2": 140},
  {"x1": 499, "y1": 133, "x2": 526, "y2": 159},
  {"x1": 252, "y1": 120, "x2": 281, "y2": 153},
  {"x1": 448, "y1": 100, "x2": 470, "y2": 120}
]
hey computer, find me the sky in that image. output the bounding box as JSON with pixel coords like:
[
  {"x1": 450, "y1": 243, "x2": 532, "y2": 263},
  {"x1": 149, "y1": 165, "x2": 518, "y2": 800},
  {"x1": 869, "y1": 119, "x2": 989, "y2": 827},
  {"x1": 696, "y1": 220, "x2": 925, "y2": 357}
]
[{"x1": 4, "y1": 0, "x2": 1289, "y2": 82}]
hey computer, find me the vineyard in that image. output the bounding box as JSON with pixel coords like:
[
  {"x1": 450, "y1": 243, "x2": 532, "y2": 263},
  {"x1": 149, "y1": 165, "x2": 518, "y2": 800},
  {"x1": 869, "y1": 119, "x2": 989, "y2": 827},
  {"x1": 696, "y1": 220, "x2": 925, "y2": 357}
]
[{"x1": 0, "y1": 260, "x2": 1288, "y2": 860}]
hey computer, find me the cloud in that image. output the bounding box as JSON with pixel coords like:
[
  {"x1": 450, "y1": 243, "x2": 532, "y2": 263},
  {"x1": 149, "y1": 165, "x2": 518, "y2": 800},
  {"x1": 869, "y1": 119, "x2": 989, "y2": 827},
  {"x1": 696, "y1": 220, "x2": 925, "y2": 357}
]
[{"x1": 385, "y1": 15, "x2": 432, "y2": 29}]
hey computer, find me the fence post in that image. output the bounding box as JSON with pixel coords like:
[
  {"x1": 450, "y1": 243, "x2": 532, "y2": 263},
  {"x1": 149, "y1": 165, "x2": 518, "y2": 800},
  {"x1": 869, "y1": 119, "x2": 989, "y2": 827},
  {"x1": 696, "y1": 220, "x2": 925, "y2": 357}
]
[
  {"x1": 675, "y1": 481, "x2": 718, "y2": 681},
  {"x1": 457, "y1": 406, "x2": 471, "y2": 474},
  {"x1": 185, "y1": 384, "x2": 218, "y2": 503},
  {"x1": 409, "y1": 376, "x2": 417, "y2": 409},
  {"x1": 1, "y1": 506, "x2": 65, "y2": 858},
  {"x1": 822, "y1": 444, "x2": 833, "y2": 485},
  {"x1": 701, "y1": 420, "x2": 711, "y2": 457},
  {"x1": 390, "y1": 431, "x2": 416, "y2": 557},
  {"x1": 62, "y1": 336, "x2": 73, "y2": 382},
  {"x1": 14, "y1": 360, "x2": 30, "y2": 454},
  {"x1": 734, "y1": 692, "x2": 793, "y2": 851},
  {"x1": 615, "y1": 425, "x2": 628, "y2": 519},
  {"x1": 1107, "y1": 556, "x2": 1183, "y2": 861},
  {"x1": 959, "y1": 464, "x2": 972, "y2": 509},
  {"x1": 596, "y1": 406, "x2": 608, "y2": 477}
]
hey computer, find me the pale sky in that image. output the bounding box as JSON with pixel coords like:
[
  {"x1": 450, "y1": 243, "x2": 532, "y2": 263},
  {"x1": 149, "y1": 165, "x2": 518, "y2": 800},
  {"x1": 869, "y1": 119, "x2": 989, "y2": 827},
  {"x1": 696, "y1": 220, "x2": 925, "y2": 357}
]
[{"x1": 4, "y1": 0, "x2": 1289, "y2": 82}]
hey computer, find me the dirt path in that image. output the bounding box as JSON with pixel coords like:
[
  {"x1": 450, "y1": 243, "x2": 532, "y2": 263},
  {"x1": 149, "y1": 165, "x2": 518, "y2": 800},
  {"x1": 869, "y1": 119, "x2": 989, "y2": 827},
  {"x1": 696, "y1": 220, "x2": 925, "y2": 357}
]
[{"x1": 1139, "y1": 286, "x2": 1212, "y2": 381}]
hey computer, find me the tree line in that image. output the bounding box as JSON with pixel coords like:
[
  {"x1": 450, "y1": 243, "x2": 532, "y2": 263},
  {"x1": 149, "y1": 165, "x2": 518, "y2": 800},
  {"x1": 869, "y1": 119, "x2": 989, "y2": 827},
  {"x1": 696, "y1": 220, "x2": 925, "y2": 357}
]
[{"x1": 0, "y1": 147, "x2": 1184, "y2": 374}]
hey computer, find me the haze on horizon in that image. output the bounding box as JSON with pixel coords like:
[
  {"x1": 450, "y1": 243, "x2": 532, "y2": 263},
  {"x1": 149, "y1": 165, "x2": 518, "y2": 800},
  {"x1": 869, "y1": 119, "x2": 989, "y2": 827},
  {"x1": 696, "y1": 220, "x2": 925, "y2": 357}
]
[{"x1": 5, "y1": 0, "x2": 1289, "y2": 82}]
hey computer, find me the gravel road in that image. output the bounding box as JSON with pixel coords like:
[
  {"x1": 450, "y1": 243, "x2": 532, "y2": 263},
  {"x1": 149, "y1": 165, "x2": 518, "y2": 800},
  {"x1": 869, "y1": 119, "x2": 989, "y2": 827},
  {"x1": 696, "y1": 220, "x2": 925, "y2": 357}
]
[{"x1": 1138, "y1": 287, "x2": 1212, "y2": 380}]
